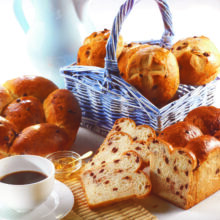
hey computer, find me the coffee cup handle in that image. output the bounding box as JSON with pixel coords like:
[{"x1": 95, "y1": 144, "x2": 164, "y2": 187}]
[{"x1": 13, "y1": 0, "x2": 29, "y2": 33}]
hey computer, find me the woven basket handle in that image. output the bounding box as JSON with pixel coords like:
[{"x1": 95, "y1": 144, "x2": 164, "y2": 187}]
[{"x1": 104, "y1": 0, "x2": 174, "y2": 74}]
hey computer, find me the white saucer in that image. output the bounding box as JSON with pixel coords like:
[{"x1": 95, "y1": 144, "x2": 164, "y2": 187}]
[{"x1": 0, "y1": 180, "x2": 74, "y2": 220}]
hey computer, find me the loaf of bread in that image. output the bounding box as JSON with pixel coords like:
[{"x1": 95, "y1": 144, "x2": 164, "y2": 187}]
[
  {"x1": 172, "y1": 36, "x2": 220, "y2": 85},
  {"x1": 81, "y1": 150, "x2": 151, "y2": 208},
  {"x1": 123, "y1": 45, "x2": 179, "y2": 106},
  {"x1": 77, "y1": 29, "x2": 123, "y2": 68},
  {"x1": 85, "y1": 118, "x2": 155, "y2": 171},
  {"x1": 148, "y1": 105, "x2": 220, "y2": 209},
  {"x1": 0, "y1": 75, "x2": 81, "y2": 156}
]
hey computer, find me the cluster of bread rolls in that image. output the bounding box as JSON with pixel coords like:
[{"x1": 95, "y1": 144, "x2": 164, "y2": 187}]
[
  {"x1": 0, "y1": 76, "x2": 81, "y2": 157},
  {"x1": 77, "y1": 30, "x2": 220, "y2": 107}
]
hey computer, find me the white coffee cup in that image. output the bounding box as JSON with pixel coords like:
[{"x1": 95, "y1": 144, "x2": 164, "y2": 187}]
[{"x1": 0, "y1": 155, "x2": 55, "y2": 213}]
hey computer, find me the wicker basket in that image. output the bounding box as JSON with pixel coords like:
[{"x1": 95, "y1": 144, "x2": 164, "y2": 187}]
[{"x1": 60, "y1": 0, "x2": 218, "y2": 136}]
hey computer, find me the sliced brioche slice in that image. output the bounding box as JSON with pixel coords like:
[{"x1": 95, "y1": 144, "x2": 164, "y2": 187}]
[
  {"x1": 81, "y1": 151, "x2": 151, "y2": 208},
  {"x1": 84, "y1": 132, "x2": 133, "y2": 170},
  {"x1": 109, "y1": 118, "x2": 155, "y2": 142}
]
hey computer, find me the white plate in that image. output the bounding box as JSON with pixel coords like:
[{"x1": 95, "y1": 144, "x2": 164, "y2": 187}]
[{"x1": 0, "y1": 180, "x2": 74, "y2": 220}]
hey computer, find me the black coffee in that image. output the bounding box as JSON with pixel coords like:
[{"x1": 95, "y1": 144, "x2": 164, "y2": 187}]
[{"x1": 0, "y1": 170, "x2": 47, "y2": 185}]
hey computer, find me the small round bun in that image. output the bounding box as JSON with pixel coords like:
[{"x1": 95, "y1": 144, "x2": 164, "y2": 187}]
[
  {"x1": 126, "y1": 45, "x2": 179, "y2": 106},
  {"x1": 172, "y1": 36, "x2": 220, "y2": 85},
  {"x1": 77, "y1": 29, "x2": 124, "y2": 68},
  {"x1": 0, "y1": 76, "x2": 81, "y2": 156},
  {"x1": 2, "y1": 96, "x2": 45, "y2": 132},
  {"x1": 43, "y1": 89, "x2": 82, "y2": 144},
  {"x1": 3, "y1": 75, "x2": 58, "y2": 101},
  {"x1": 117, "y1": 43, "x2": 150, "y2": 81},
  {"x1": 9, "y1": 123, "x2": 70, "y2": 156},
  {"x1": 184, "y1": 106, "x2": 220, "y2": 135},
  {"x1": 159, "y1": 121, "x2": 203, "y2": 148}
]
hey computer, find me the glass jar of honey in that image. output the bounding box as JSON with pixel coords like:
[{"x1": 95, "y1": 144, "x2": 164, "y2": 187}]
[{"x1": 46, "y1": 151, "x2": 82, "y2": 182}]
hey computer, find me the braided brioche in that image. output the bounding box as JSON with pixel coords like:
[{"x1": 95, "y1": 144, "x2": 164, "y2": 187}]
[
  {"x1": 149, "y1": 105, "x2": 220, "y2": 209},
  {"x1": 0, "y1": 75, "x2": 81, "y2": 156}
]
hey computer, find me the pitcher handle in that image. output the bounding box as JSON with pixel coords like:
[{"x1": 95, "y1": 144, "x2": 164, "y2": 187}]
[{"x1": 13, "y1": 0, "x2": 29, "y2": 33}]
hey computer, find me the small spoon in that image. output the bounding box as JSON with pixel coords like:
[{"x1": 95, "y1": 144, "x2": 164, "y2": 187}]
[{"x1": 75, "y1": 151, "x2": 93, "y2": 162}]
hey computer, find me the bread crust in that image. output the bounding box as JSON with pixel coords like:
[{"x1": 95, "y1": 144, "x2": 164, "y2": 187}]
[
  {"x1": 126, "y1": 45, "x2": 179, "y2": 106},
  {"x1": 9, "y1": 123, "x2": 70, "y2": 156},
  {"x1": 77, "y1": 29, "x2": 123, "y2": 68},
  {"x1": 3, "y1": 75, "x2": 58, "y2": 101},
  {"x1": 172, "y1": 36, "x2": 220, "y2": 85}
]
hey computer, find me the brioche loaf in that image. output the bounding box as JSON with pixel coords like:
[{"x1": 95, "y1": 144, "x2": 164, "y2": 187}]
[
  {"x1": 77, "y1": 29, "x2": 123, "y2": 68},
  {"x1": 81, "y1": 150, "x2": 151, "y2": 209},
  {"x1": 125, "y1": 45, "x2": 179, "y2": 106},
  {"x1": 0, "y1": 76, "x2": 81, "y2": 156},
  {"x1": 149, "y1": 105, "x2": 220, "y2": 209},
  {"x1": 172, "y1": 36, "x2": 220, "y2": 85}
]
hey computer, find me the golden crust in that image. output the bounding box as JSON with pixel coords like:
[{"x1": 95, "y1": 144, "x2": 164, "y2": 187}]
[
  {"x1": 117, "y1": 43, "x2": 150, "y2": 81},
  {"x1": 184, "y1": 106, "x2": 220, "y2": 135},
  {"x1": 126, "y1": 45, "x2": 179, "y2": 106},
  {"x1": 172, "y1": 36, "x2": 220, "y2": 85},
  {"x1": 77, "y1": 29, "x2": 123, "y2": 68},
  {"x1": 0, "y1": 76, "x2": 81, "y2": 156},
  {"x1": 9, "y1": 123, "x2": 70, "y2": 156},
  {"x1": 43, "y1": 89, "x2": 82, "y2": 145},
  {"x1": 2, "y1": 96, "x2": 45, "y2": 132},
  {"x1": 159, "y1": 121, "x2": 203, "y2": 148},
  {"x1": 3, "y1": 75, "x2": 58, "y2": 102}
]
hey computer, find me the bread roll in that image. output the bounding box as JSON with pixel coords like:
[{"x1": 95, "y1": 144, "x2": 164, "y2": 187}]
[
  {"x1": 77, "y1": 29, "x2": 124, "y2": 68},
  {"x1": 172, "y1": 36, "x2": 220, "y2": 85},
  {"x1": 3, "y1": 75, "x2": 58, "y2": 101},
  {"x1": 43, "y1": 89, "x2": 81, "y2": 144},
  {"x1": 126, "y1": 45, "x2": 179, "y2": 106},
  {"x1": 2, "y1": 96, "x2": 45, "y2": 132},
  {"x1": 117, "y1": 43, "x2": 150, "y2": 81},
  {"x1": 9, "y1": 123, "x2": 70, "y2": 156}
]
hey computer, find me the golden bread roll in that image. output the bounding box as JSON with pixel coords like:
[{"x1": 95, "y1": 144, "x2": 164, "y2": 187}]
[
  {"x1": 0, "y1": 86, "x2": 13, "y2": 114},
  {"x1": 2, "y1": 96, "x2": 45, "y2": 132},
  {"x1": 77, "y1": 29, "x2": 124, "y2": 67},
  {"x1": 117, "y1": 42, "x2": 150, "y2": 81},
  {"x1": 9, "y1": 123, "x2": 70, "y2": 156},
  {"x1": 43, "y1": 89, "x2": 82, "y2": 144},
  {"x1": 172, "y1": 36, "x2": 220, "y2": 85},
  {"x1": 0, "y1": 116, "x2": 18, "y2": 154},
  {"x1": 126, "y1": 45, "x2": 179, "y2": 106},
  {"x1": 3, "y1": 75, "x2": 58, "y2": 101},
  {"x1": 0, "y1": 76, "x2": 81, "y2": 156}
]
